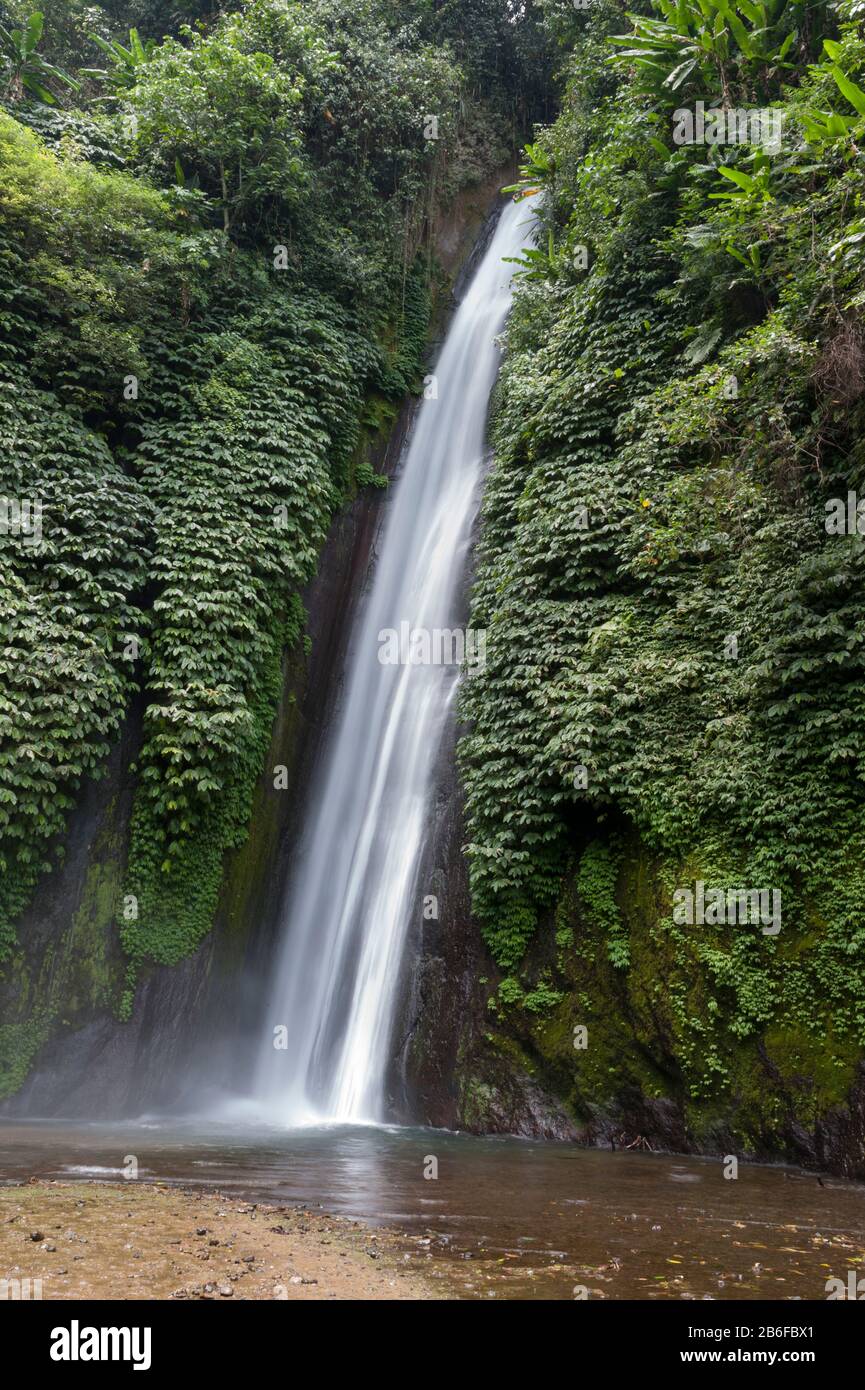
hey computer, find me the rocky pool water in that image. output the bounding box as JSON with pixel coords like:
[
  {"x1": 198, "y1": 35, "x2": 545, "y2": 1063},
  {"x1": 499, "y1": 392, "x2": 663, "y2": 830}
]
[{"x1": 1, "y1": 1120, "x2": 863, "y2": 1300}]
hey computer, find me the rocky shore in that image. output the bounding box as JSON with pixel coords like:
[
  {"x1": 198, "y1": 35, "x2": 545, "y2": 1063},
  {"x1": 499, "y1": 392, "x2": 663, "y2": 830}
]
[{"x1": 0, "y1": 1181, "x2": 446, "y2": 1300}]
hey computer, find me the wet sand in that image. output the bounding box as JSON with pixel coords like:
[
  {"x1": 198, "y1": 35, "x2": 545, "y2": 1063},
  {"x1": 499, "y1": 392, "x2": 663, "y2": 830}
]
[{"x1": 0, "y1": 1181, "x2": 446, "y2": 1300}]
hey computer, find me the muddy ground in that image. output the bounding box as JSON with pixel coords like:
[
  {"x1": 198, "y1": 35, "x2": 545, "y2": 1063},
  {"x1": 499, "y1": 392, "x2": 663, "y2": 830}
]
[{"x1": 0, "y1": 1181, "x2": 449, "y2": 1300}]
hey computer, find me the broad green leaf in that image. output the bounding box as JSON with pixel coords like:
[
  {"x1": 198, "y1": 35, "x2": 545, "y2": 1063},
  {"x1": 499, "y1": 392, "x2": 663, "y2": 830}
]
[
  {"x1": 717, "y1": 165, "x2": 758, "y2": 191},
  {"x1": 831, "y1": 66, "x2": 865, "y2": 119}
]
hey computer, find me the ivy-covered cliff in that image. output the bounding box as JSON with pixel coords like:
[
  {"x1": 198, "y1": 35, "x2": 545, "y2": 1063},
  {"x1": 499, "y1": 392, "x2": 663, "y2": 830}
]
[
  {"x1": 0, "y1": 0, "x2": 549, "y2": 1100},
  {"x1": 454, "y1": 0, "x2": 865, "y2": 1174}
]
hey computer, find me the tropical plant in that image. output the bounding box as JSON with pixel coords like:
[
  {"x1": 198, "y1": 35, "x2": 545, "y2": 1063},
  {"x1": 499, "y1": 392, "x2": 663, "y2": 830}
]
[
  {"x1": 609, "y1": 0, "x2": 800, "y2": 105},
  {"x1": 503, "y1": 140, "x2": 555, "y2": 200},
  {"x1": 798, "y1": 39, "x2": 865, "y2": 145},
  {"x1": 80, "y1": 27, "x2": 155, "y2": 94},
  {"x1": 0, "y1": 9, "x2": 77, "y2": 103}
]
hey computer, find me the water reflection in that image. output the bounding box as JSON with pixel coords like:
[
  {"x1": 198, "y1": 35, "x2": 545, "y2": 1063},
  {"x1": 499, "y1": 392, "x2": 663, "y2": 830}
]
[{"x1": 1, "y1": 1120, "x2": 862, "y2": 1300}]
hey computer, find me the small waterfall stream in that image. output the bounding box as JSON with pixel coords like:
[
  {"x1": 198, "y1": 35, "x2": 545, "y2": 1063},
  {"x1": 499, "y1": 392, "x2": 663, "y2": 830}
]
[{"x1": 253, "y1": 198, "x2": 536, "y2": 1126}]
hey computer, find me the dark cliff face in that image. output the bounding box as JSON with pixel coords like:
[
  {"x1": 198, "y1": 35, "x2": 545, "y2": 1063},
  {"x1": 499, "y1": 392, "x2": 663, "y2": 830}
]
[{"x1": 391, "y1": 709, "x2": 579, "y2": 1142}]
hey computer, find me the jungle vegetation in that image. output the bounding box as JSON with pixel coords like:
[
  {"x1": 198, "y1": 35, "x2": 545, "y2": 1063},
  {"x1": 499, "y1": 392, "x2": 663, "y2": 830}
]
[
  {"x1": 461, "y1": 0, "x2": 865, "y2": 1140},
  {"x1": 0, "y1": 0, "x2": 549, "y2": 1017}
]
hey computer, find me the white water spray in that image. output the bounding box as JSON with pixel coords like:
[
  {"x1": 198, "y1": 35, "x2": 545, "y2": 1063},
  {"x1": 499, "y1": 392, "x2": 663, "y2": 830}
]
[{"x1": 254, "y1": 198, "x2": 536, "y2": 1125}]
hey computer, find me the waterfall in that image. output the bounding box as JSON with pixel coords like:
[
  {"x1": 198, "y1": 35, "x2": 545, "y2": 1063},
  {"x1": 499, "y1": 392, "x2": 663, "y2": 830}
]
[{"x1": 253, "y1": 197, "x2": 536, "y2": 1126}]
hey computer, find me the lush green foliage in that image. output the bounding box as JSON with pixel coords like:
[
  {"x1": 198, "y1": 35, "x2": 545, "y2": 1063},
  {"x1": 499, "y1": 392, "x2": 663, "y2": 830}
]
[
  {"x1": 607, "y1": 0, "x2": 806, "y2": 102},
  {"x1": 0, "y1": 8, "x2": 77, "y2": 102},
  {"x1": 461, "y1": 0, "x2": 865, "y2": 1103},
  {"x1": 0, "y1": 0, "x2": 545, "y2": 1003},
  {"x1": 0, "y1": 112, "x2": 164, "y2": 948},
  {"x1": 80, "y1": 27, "x2": 156, "y2": 95}
]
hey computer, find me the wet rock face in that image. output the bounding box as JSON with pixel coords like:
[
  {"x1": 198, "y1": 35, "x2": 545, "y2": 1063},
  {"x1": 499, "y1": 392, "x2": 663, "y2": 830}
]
[
  {"x1": 810, "y1": 1068, "x2": 865, "y2": 1178},
  {"x1": 394, "y1": 668, "x2": 865, "y2": 1175},
  {"x1": 399, "y1": 807, "x2": 865, "y2": 1175},
  {"x1": 0, "y1": 712, "x2": 139, "y2": 1113},
  {"x1": 388, "y1": 620, "x2": 576, "y2": 1143}
]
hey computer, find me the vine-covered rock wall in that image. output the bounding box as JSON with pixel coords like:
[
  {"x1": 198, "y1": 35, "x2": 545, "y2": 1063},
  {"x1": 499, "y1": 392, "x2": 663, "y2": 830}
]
[
  {"x1": 0, "y1": 156, "x2": 511, "y2": 1114},
  {"x1": 0, "y1": 0, "x2": 547, "y2": 1105},
  {"x1": 442, "y1": 1, "x2": 865, "y2": 1177}
]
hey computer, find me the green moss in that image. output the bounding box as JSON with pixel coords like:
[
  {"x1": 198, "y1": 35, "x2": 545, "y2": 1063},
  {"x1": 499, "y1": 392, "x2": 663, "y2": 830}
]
[
  {"x1": 63, "y1": 853, "x2": 126, "y2": 1016},
  {"x1": 359, "y1": 394, "x2": 399, "y2": 434},
  {"x1": 0, "y1": 813, "x2": 132, "y2": 1098},
  {"x1": 478, "y1": 833, "x2": 864, "y2": 1151},
  {"x1": 457, "y1": 1073, "x2": 500, "y2": 1129}
]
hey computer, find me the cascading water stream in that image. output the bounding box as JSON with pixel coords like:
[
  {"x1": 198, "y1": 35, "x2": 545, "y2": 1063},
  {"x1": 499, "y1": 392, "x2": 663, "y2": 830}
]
[{"x1": 253, "y1": 197, "x2": 536, "y2": 1126}]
